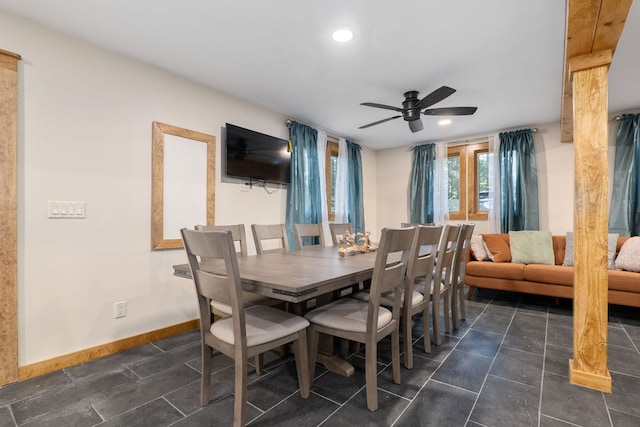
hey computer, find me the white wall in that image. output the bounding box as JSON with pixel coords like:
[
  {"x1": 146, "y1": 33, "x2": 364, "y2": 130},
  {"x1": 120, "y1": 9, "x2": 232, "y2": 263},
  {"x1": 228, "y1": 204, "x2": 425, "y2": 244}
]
[{"x1": 2, "y1": 12, "x2": 378, "y2": 366}]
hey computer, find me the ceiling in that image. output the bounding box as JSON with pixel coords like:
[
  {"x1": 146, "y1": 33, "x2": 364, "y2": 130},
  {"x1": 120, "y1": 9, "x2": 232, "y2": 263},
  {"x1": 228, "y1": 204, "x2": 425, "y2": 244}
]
[{"x1": 1, "y1": 0, "x2": 639, "y2": 150}]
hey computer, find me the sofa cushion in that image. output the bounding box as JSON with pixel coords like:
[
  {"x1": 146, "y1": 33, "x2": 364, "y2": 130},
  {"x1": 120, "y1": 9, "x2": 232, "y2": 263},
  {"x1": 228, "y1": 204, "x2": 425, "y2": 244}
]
[
  {"x1": 523, "y1": 264, "x2": 574, "y2": 286},
  {"x1": 509, "y1": 230, "x2": 555, "y2": 265},
  {"x1": 552, "y1": 235, "x2": 566, "y2": 266},
  {"x1": 609, "y1": 269, "x2": 640, "y2": 292},
  {"x1": 466, "y1": 261, "x2": 524, "y2": 281},
  {"x1": 614, "y1": 236, "x2": 640, "y2": 272},
  {"x1": 482, "y1": 234, "x2": 511, "y2": 262},
  {"x1": 563, "y1": 231, "x2": 619, "y2": 269},
  {"x1": 470, "y1": 235, "x2": 490, "y2": 261}
]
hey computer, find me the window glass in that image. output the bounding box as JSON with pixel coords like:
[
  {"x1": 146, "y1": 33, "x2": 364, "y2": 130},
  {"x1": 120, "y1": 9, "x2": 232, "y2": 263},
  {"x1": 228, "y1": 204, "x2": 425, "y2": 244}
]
[
  {"x1": 448, "y1": 156, "x2": 460, "y2": 212},
  {"x1": 326, "y1": 141, "x2": 339, "y2": 221}
]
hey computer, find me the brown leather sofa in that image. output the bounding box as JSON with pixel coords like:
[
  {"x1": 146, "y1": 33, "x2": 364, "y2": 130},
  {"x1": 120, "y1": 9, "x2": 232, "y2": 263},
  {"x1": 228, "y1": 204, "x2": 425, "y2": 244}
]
[{"x1": 465, "y1": 234, "x2": 640, "y2": 308}]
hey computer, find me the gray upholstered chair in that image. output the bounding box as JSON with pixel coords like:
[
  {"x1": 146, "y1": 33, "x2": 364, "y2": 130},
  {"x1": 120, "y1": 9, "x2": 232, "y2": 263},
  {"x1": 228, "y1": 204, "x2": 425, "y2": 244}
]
[
  {"x1": 414, "y1": 224, "x2": 461, "y2": 345},
  {"x1": 195, "y1": 224, "x2": 280, "y2": 374},
  {"x1": 293, "y1": 223, "x2": 326, "y2": 250},
  {"x1": 451, "y1": 223, "x2": 475, "y2": 329},
  {"x1": 398, "y1": 225, "x2": 442, "y2": 367},
  {"x1": 304, "y1": 227, "x2": 414, "y2": 411},
  {"x1": 251, "y1": 223, "x2": 290, "y2": 254},
  {"x1": 181, "y1": 228, "x2": 310, "y2": 427},
  {"x1": 353, "y1": 225, "x2": 442, "y2": 368},
  {"x1": 401, "y1": 222, "x2": 435, "y2": 227}
]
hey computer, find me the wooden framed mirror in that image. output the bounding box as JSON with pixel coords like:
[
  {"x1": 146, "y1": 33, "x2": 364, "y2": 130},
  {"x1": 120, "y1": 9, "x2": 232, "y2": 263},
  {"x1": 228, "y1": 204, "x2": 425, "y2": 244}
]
[{"x1": 152, "y1": 121, "x2": 215, "y2": 249}]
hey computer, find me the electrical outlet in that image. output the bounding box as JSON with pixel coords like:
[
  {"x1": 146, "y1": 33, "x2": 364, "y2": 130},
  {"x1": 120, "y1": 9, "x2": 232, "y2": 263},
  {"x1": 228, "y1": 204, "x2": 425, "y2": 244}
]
[{"x1": 114, "y1": 301, "x2": 127, "y2": 318}]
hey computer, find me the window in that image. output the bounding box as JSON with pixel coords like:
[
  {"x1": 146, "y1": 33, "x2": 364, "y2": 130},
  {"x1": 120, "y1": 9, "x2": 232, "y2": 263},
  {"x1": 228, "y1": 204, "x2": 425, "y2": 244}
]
[
  {"x1": 325, "y1": 141, "x2": 339, "y2": 221},
  {"x1": 448, "y1": 142, "x2": 490, "y2": 221}
]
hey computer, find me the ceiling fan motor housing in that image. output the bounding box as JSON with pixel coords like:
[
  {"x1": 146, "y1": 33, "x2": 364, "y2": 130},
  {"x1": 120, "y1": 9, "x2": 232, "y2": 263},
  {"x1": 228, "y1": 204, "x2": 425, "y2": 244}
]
[{"x1": 402, "y1": 91, "x2": 421, "y2": 122}]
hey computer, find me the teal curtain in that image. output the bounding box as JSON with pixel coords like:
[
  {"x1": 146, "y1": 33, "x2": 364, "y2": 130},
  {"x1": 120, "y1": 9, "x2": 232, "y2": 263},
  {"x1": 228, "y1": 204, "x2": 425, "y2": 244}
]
[
  {"x1": 408, "y1": 144, "x2": 435, "y2": 224},
  {"x1": 609, "y1": 114, "x2": 640, "y2": 236},
  {"x1": 346, "y1": 140, "x2": 365, "y2": 233},
  {"x1": 499, "y1": 129, "x2": 539, "y2": 232},
  {"x1": 285, "y1": 121, "x2": 321, "y2": 249}
]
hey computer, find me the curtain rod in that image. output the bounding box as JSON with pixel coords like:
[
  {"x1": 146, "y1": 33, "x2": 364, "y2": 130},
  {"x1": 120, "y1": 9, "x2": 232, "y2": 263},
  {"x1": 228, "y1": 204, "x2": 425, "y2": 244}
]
[
  {"x1": 408, "y1": 128, "x2": 538, "y2": 151},
  {"x1": 285, "y1": 118, "x2": 361, "y2": 148}
]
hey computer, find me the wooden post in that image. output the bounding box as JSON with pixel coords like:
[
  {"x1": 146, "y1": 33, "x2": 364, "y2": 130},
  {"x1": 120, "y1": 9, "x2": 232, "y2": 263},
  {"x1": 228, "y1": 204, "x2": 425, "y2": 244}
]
[
  {"x1": 0, "y1": 48, "x2": 21, "y2": 386},
  {"x1": 569, "y1": 50, "x2": 612, "y2": 393}
]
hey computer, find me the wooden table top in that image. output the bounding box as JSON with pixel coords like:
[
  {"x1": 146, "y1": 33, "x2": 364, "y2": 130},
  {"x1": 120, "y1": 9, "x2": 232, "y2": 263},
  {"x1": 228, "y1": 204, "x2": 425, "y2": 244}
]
[{"x1": 173, "y1": 246, "x2": 379, "y2": 303}]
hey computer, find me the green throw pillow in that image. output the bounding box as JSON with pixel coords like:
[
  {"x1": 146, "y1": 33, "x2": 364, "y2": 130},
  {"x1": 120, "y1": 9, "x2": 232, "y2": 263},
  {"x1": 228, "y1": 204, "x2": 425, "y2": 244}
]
[{"x1": 509, "y1": 230, "x2": 555, "y2": 265}]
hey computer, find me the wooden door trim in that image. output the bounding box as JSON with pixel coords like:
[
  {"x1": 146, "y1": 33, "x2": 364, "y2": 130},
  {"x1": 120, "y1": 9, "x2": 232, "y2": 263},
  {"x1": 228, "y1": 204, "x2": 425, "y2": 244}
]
[{"x1": 0, "y1": 48, "x2": 21, "y2": 387}]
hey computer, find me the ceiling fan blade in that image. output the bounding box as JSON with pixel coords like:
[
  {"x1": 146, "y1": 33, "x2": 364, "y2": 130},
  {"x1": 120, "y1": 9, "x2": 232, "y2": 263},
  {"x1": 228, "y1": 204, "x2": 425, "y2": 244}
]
[
  {"x1": 408, "y1": 119, "x2": 423, "y2": 133},
  {"x1": 416, "y1": 86, "x2": 456, "y2": 110},
  {"x1": 358, "y1": 115, "x2": 402, "y2": 129},
  {"x1": 360, "y1": 102, "x2": 403, "y2": 112},
  {"x1": 423, "y1": 106, "x2": 478, "y2": 116}
]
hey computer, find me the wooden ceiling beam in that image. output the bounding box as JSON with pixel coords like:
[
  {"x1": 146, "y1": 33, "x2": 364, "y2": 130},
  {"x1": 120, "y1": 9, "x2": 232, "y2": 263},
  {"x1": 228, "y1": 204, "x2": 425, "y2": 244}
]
[{"x1": 560, "y1": 0, "x2": 633, "y2": 143}]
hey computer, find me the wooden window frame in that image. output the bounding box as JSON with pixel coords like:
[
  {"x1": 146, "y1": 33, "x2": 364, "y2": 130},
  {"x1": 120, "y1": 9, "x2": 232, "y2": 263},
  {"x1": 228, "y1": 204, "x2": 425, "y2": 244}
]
[
  {"x1": 467, "y1": 142, "x2": 489, "y2": 220},
  {"x1": 448, "y1": 141, "x2": 489, "y2": 221},
  {"x1": 448, "y1": 145, "x2": 466, "y2": 220},
  {"x1": 325, "y1": 141, "x2": 339, "y2": 221}
]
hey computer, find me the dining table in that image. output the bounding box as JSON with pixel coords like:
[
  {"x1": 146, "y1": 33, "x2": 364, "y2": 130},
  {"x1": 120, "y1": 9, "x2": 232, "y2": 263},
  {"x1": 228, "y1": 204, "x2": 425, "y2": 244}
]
[{"x1": 173, "y1": 245, "x2": 385, "y2": 377}]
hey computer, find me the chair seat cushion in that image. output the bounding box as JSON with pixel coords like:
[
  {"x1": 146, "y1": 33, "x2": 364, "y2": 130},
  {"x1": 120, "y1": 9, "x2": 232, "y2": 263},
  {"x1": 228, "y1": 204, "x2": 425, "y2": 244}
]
[
  {"x1": 304, "y1": 298, "x2": 393, "y2": 333},
  {"x1": 352, "y1": 290, "x2": 424, "y2": 307},
  {"x1": 210, "y1": 305, "x2": 309, "y2": 347},
  {"x1": 413, "y1": 279, "x2": 445, "y2": 296}
]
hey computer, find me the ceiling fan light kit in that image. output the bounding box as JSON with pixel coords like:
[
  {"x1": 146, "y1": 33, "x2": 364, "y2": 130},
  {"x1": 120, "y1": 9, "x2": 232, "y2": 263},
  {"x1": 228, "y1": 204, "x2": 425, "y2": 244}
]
[{"x1": 359, "y1": 86, "x2": 478, "y2": 133}]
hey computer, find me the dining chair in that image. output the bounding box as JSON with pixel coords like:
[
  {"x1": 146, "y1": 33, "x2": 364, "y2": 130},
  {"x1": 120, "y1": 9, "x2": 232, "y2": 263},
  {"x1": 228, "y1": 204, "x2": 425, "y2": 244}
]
[
  {"x1": 195, "y1": 224, "x2": 280, "y2": 374},
  {"x1": 353, "y1": 225, "x2": 442, "y2": 368},
  {"x1": 450, "y1": 223, "x2": 475, "y2": 330},
  {"x1": 251, "y1": 223, "x2": 290, "y2": 254},
  {"x1": 181, "y1": 229, "x2": 310, "y2": 427},
  {"x1": 397, "y1": 225, "x2": 442, "y2": 368},
  {"x1": 294, "y1": 223, "x2": 326, "y2": 250},
  {"x1": 304, "y1": 227, "x2": 414, "y2": 411},
  {"x1": 414, "y1": 224, "x2": 461, "y2": 345},
  {"x1": 329, "y1": 222, "x2": 353, "y2": 246},
  {"x1": 196, "y1": 224, "x2": 248, "y2": 256},
  {"x1": 401, "y1": 222, "x2": 435, "y2": 227}
]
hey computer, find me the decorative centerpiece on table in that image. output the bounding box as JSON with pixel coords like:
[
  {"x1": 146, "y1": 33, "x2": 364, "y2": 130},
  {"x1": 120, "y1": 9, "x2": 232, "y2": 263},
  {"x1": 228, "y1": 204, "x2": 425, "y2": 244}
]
[{"x1": 337, "y1": 230, "x2": 378, "y2": 256}]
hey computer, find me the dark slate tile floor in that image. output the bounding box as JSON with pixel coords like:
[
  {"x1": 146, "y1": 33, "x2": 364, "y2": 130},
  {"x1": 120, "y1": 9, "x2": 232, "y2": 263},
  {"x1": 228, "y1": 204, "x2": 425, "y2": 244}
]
[{"x1": 1, "y1": 287, "x2": 639, "y2": 426}]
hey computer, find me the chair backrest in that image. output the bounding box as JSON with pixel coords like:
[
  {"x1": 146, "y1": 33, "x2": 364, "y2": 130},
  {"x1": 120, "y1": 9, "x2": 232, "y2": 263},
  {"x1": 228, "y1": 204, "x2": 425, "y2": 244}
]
[
  {"x1": 405, "y1": 225, "x2": 443, "y2": 307},
  {"x1": 401, "y1": 222, "x2": 435, "y2": 228},
  {"x1": 294, "y1": 223, "x2": 326, "y2": 249},
  {"x1": 433, "y1": 224, "x2": 462, "y2": 299},
  {"x1": 195, "y1": 224, "x2": 248, "y2": 256},
  {"x1": 329, "y1": 222, "x2": 353, "y2": 246},
  {"x1": 453, "y1": 223, "x2": 475, "y2": 284},
  {"x1": 181, "y1": 228, "x2": 246, "y2": 344},
  {"x1": 251, "y1": 223, "x2": 290, "y2": 254},
  {"x1": 366, "y1": 227, "x2": 415, "y2": 332}
]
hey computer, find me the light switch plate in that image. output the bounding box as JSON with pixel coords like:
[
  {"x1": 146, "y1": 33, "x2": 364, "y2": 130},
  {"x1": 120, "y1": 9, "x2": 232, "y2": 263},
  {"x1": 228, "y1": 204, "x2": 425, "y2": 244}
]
[{"x1": 48, "y1": 201, "x2": 86, "y2": 219}]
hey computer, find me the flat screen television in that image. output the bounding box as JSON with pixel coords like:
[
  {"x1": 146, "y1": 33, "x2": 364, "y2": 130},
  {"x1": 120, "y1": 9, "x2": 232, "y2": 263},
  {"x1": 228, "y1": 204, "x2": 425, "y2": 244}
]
[{"x1": 225, "y1": 123, "x2": 291, "y2": 185}]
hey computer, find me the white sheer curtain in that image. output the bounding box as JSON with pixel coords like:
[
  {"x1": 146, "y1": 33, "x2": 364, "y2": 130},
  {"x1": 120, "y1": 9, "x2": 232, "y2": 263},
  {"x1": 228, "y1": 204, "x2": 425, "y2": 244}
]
[
  {"x1": 433, "y1": 141, "x2": 450, "y2": 225},
  {"x1": 334, "y1": 137, "x2": 349, "y2": 224},
  {"x1": 488, "y1": 134, "x2": 501, "y2": 233},
  {"x1": 316, "y1": 130, "x2": 331, "y2": 243}
]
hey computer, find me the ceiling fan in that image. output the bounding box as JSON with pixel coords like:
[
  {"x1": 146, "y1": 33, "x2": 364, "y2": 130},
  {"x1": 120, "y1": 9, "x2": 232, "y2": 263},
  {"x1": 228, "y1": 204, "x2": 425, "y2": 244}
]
[{"x1": 358, "y1": 86, "x2": 477, "y2": 133}]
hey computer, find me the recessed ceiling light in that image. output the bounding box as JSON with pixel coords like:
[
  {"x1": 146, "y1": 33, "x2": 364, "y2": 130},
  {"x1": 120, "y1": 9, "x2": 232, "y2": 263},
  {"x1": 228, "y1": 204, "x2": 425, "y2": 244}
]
[
  {"x1": 438, "y1": 119, "x2": 452, "y2": 126},
  {"x1": 332, "y1": 28, "x2": 354, "y2": 43}
]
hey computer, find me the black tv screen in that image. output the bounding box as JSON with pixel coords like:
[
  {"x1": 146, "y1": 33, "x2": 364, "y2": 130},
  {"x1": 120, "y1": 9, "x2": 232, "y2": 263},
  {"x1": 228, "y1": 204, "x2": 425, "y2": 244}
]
[{"x1": 225, "y1": 123, "x2": 291, "y2": 185}]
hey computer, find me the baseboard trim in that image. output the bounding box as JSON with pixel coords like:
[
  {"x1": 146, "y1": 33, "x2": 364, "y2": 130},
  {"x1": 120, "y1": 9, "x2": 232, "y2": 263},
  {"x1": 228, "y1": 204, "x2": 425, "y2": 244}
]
[{"x1": 18, "y1": 319, "x2": 200, "y2": 382}]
